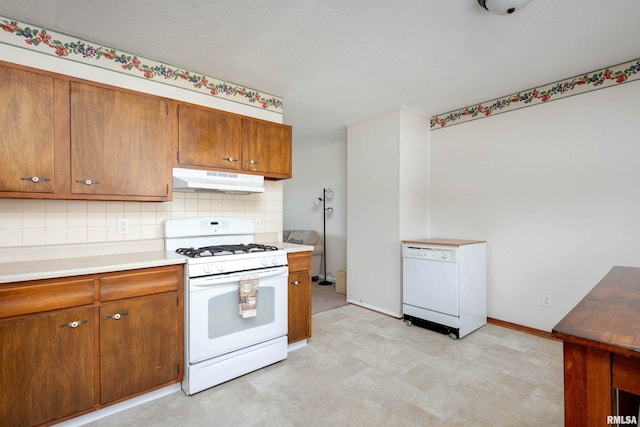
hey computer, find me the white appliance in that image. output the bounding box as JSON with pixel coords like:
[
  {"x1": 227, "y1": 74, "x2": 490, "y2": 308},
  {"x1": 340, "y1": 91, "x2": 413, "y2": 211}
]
[
  {"x1": 402, "y1": 239, "x2": 487, "y2": 339},
  {"x1": 165, "y1": 217, "x2": 288, "y2": 395},
  {"x1": 172, "y1": 167, "x2": 265, "y2": 194}
]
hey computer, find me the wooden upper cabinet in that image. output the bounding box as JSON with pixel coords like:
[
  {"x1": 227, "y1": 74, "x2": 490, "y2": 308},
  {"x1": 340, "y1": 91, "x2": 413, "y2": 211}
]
[
  {"x1": 0, "y1": 62, "x2": 173, "y2": 201},
  {"x1": 70, "y1": 82, "x2": 169, "y2": 198},
  {"x1": 0, "y1": 64, "x2": 55, "y2": 193},
  {"x1": 242, "y1": 118, "x2": 292, "y2": 179},
  {"x1": 176, "y1": 102, "x2": 292, "y2": 180},
  {"x1": 177, "y1": 104, "x2": 242, "y2": 170}
]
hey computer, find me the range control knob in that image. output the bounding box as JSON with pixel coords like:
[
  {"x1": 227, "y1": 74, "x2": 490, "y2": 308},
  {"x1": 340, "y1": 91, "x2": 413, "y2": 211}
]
[
  {"x1": 216, "y1": 263, "x2": 226, "y2": 273},
  {"x1": 271, "y1": 257, "x2": 278, "y2": 265},
  {"x1": 261, "y1": 258, "x2": 269, "y2": 267},
  {"x1": 202, "y1": 264, "x2": 213, "y2": 274}
]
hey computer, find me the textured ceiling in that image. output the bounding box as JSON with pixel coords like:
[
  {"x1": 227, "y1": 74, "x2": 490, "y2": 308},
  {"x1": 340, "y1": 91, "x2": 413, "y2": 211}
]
[{"x1": 1, "y1": 0, "x2": 640, "y2": 148}]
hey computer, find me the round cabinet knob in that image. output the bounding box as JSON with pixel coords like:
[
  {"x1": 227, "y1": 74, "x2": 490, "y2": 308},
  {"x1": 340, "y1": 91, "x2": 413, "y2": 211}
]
[
  {"x1": 248, "y1": 159, "x2": 257, "y2": 165},
  {"x1": 31, "y1": 176, "x2": 40, "y2": 183},
  {"x1": 113, "y1": 313, "x2": 121, "y2": 320},
  {"x1": 291, "y1": 280, "x2": 301, "y2": 286},
  {"x1": 69, "y1": 321, "x2": 79, "y2": 328}
]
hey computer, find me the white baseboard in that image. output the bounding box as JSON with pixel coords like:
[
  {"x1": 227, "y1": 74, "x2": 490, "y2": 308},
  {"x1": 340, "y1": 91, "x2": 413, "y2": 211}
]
[
  {"x1": 346, "y1": 299, "x2": 402, "y2": 318},
  {"x1": 52, "y1": 383, "x2": 181, "y2": 427},
  {"x1": 287, "y1": 339, "x2": 308, "y2": 352}
]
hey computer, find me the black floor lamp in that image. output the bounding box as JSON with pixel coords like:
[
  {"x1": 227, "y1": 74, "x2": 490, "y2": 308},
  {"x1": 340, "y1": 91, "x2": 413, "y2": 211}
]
[{"x1": 314, "y1": 187, "x2": 334, "y2": 286}]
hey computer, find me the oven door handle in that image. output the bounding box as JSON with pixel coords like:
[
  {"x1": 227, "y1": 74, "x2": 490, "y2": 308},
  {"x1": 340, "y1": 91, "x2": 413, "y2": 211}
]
[{"x1": 190, "y1": 266, "x2": 289, "y2": 287}]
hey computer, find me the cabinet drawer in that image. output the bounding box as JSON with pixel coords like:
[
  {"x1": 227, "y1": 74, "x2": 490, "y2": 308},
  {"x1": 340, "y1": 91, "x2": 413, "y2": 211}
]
[
  {"x1": 0, "y1": 277, "x2": 95, "y2": 318},
  {"x1": 287, "y1": 252, "x2": 311, "y2": 273},
  {"x1": 100, "y1": 266, "x2": 181, "y2": 302}
]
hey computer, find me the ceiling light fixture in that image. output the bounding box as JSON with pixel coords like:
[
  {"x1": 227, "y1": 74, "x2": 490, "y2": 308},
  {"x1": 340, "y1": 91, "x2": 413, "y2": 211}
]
[{"x1": 477, "y1": 0, "x2": 532, "y2": 15}]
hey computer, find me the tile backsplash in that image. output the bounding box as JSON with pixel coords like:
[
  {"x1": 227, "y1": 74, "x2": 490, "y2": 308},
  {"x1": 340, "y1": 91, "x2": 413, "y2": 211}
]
[{"x1": 0, "y1": 181, "x2": 283, "y2": 248}]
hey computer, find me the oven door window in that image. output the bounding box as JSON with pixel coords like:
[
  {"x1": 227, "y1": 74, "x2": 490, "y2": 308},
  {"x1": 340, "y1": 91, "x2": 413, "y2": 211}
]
[
  {"x1": 208, "y1": 287, "x2": 275, "y2": 338},
  {"x1": 188, "y1": 274, "x2": 287, "y2": 364}
]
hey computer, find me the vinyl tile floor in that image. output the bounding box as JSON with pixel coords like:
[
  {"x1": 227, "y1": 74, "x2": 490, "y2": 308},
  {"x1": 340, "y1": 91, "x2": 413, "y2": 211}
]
[{"x1": 84, "y1": 304, "x2": 564, "y2": 427}]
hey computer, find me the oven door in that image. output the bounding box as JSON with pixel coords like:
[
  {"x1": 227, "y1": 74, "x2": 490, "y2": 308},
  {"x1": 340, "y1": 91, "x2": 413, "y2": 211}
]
[{"x1": 187, "y1": 266, "x2": 288, "y2": 364}]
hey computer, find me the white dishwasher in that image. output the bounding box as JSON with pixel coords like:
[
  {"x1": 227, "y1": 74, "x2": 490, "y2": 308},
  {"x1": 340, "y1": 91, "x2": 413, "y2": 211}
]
[{"x1": 402, "y1": 239, "x2": 486, "y2": 339}]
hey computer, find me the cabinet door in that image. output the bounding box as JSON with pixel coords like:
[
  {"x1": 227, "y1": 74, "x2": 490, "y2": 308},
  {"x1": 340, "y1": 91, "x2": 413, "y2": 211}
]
[
  {"x1": 100, "y1": 292, "x2": 179, "y2": 404},
  {"x1": 70, "y1": 82, "x2": 169, "y2": 198},
  {"x1": 288, "y1": 270, "x2": 312, "y2": 344},
  {"x1": 242, "y1": 118, "x2": 292, "y2": 178},
  {"x1": 0, "y1": 65, "x2": 55, "y2": 193},
  {"x1": 0, "y1": 307, "x2": 94, "y2": 426},
  {"x1": 178, "y1": 104, "x2": 242, "y2": 170}
]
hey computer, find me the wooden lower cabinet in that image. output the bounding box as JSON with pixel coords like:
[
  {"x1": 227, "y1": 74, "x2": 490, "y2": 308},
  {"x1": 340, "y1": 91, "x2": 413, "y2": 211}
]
[
  {"x1": 100, "y1": 292, "x2": 179, "y2": 405},
  {"x1": 0, "y1": 264, "x2": 183, "y2": 427},
  {"x1": 0, "y1": 306, "x2": 95, "y2": 427},
  {"x1": 287, "y1": 252, "x2": 312, "y2": 344}
]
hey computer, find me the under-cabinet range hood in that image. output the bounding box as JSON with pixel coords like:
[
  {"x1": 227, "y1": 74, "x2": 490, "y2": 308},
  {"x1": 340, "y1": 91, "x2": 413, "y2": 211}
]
[{"x1": 172, "y1": 167, "x2": 265, "y2": 194}]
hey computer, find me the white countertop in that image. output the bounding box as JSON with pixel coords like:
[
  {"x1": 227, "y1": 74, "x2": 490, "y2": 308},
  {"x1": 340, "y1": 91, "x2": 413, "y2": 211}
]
[
  {"x1": 268, "y1": 242, "x2": 314, "y2": 253},
  {"x1": 0, "y1": 251, "x2": 185, "y2": 284},
  {"x1": 0, "y1": 240, "x2": 313, "y2": 284}
]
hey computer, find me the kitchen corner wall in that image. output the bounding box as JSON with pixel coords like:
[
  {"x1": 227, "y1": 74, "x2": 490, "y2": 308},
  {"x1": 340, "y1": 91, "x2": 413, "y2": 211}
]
[
  {"x1": 347, "y1": 107, "x2": 430, "y2": 317},
  {"x1": 0, "y1": 27, "x2": 285, "y2": 249},
  {"x1": 283, "y1": 138, "x2": 348, "y2": 277},
  {"x1": 0, "y1": 182, "x2": 283, "y2": 248}
]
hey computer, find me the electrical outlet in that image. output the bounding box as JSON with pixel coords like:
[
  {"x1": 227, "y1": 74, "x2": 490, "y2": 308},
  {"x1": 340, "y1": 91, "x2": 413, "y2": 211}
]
[
  {"x1": 117, "y1": 218, "x2": 129, "y2": 235},
  {"x1": 541, "y1": 294, "x2": 552, "y2": 308},
  {"x1": 254, "y1": 218, "x2": 262, "y2": 229}
]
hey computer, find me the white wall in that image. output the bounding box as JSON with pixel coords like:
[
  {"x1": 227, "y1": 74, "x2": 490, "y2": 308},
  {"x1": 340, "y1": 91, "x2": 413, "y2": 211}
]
[
  {"x1": 0, "y1": 44, "x2": 281, "y2": 123},
  {"x1": 399, "y1": 108, "x2": 430, "y2": 238},
  {"x1": 347, "y1": 107, "x2": 429, "y2": 317},
  {"x1": 283, "y1": 138, "x2": 347, "y2": 277},
  {"x1": 429, "y1": 80, "x2": 640, "y2": 331}
]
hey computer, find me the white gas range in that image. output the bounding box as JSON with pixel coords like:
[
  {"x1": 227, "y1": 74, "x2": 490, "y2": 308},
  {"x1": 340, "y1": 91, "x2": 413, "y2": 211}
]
[{"x1": 165, "y1": 217, "x2": 288, "y2": 395}]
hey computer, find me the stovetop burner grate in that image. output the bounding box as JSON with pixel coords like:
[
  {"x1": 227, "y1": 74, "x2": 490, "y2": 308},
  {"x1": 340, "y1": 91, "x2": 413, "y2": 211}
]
[{"x1": 176, "y1": 243, "x2": 279, "y2": 258}]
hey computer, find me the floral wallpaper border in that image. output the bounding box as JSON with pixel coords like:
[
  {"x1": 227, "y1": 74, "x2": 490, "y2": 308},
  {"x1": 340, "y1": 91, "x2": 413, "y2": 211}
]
[
  {"x1": 0, "y1": 16, "x2": 283, "y2": 113},
  {"x1": 431, "y1": 58, "x2": 640, "y2": 130}
]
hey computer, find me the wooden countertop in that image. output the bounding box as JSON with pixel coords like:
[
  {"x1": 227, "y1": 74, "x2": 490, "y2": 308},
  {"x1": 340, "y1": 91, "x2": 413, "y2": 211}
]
[
  {"x1": 552, "y1": 266, "x2": 640, "y2": 357},
  {"x1": 401, "y1": 238, "x2": 486, "y2": 246}
]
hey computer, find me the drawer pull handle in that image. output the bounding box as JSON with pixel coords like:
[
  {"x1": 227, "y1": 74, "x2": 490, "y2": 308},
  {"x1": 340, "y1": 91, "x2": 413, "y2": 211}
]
[
  {"x1": 247, "y1": 159, "x2": 258, "y2": 165},
  {"x1": 223, "y1": 157, "x2": 238, "y2": 162},
  {"x1": 104, "y1": 311, "x2": 129, "y2": 320},
  {"x1": 76, "y1": 179, "x2": 100, "y2": 186},
  {"x1": 60, "y1": 319, "x2": 89, "y2": 328},
  {"x1": 21, "y1": 176, "x2": 50, "y2": 183},
  {"x1": 290, "y1": 280, "x2": 301, "y2": 286}
]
